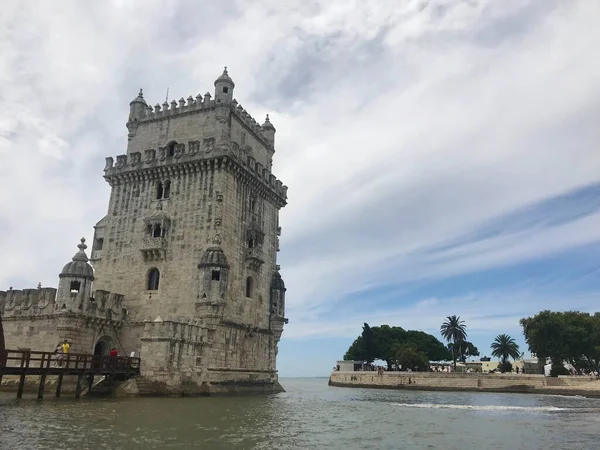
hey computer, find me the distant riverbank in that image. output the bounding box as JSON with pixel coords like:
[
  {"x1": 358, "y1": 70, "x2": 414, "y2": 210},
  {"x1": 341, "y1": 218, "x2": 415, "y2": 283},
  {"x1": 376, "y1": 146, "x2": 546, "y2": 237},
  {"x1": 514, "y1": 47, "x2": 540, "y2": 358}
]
[{"x1": 329, "y1": 371, "x2": 600, "y2": 398}]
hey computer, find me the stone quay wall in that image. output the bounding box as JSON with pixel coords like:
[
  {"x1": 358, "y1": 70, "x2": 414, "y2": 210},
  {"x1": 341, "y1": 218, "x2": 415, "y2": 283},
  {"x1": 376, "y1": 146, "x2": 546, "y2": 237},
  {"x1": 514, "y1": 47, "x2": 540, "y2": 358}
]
[{"x1": 329, "y1": 371, "x2": 600, "y2": 396}]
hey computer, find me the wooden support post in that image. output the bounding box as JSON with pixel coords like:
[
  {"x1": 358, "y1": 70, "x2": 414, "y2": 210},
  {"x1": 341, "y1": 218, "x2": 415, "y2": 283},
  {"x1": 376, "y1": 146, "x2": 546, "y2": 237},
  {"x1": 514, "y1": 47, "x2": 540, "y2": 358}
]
[
  {"x1": 75, "y1": 374, "x2": 84, "y2": 399},
  {"x1": 17, "y1": 373, "x2": 25, "y2": 399},
  {"x1": 88, "y1": 374, "x2": 94, "y2": 394},
  {"x1": 55, "y1": 373, "x2": 64, "y2": 398},
  {"x1": 38, "y1": 374, "x2": 46, "y2": 399}
]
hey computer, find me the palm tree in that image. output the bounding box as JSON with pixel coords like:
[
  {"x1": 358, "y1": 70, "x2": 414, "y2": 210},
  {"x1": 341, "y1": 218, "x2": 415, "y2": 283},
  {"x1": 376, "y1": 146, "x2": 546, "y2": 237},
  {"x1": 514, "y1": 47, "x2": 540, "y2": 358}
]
[
  {"x1": 491, "y1": 334, "x2": 520, "y2": 372},
  {"x1": 440, "y1": 315, "x2": 467, "y2": 370}
]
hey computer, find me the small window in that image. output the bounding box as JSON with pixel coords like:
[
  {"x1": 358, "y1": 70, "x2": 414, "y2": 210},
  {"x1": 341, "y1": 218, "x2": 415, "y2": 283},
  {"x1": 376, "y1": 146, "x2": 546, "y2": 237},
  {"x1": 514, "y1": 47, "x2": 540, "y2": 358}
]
[
  {"x1": 147, "y1": 268, "x2": 160, "y2": 290},
  {"x1": 70, "y1": 281, "x2": 81, "y2": 293},
  {"x1": 156, "y1": 182, "x2": 164, "y2": 200},
  {"x1": 211, "y1": 270, "x2": 221, "y2": 281},
  {"x1": 223, "y1": 87, "x2": 229, "y2": 94},
  {"x1": 167, "y1": 142, "x2": 176, "y2": 157},
  {"x1": 153, "y1": 224, "x2": 162, "y2": 238},
  {"x1": 245, "y1": 277, "x2": 254, "y2": 298},
  {"x1": 249, "y1": 198, "x2": 257, "y2": 214},
  {"x1": 164, "y1": 180, "x2": 171, "y2": 199},
  {"x1": 248, "y1": 238, "x2": 255, "y2": 248},
  {"x1": 95, "y1": 238, "x2": 104, "y2": 250}
]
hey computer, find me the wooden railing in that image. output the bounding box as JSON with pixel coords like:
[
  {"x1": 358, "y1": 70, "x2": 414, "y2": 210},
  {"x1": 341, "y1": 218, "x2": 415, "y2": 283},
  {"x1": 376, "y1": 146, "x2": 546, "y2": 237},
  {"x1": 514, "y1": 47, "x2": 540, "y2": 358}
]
[{"x1": 0, "y1": 349, "x2": 141, "y2": 399}]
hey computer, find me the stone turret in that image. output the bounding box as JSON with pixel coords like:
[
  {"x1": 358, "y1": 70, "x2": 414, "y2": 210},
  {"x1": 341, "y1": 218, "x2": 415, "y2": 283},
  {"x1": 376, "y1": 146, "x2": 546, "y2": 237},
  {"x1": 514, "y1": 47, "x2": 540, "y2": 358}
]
[
  {"x1": 261, "y1": 114, "x2": 276, "y2": 148},
  {"x1": 196, "y1": 245, "x2": 230, "y2": 324},
  {"x1": 269, "y1": 271, "x2": 286, "y2": 318},
  {"x1": 126, "y1": 89, "x2": 147, "y2": 141},
  {"x1": 55, "y1": 238, "x2": 94, "y2": 312},
  {"x1": 214, "y1": 67, "x2": 234, "y2": 104}
]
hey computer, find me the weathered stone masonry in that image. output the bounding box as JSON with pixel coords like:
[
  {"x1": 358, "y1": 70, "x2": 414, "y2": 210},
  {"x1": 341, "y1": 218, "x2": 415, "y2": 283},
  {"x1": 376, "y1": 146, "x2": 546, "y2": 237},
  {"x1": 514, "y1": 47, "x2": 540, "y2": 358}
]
[{"x1": 1, "y1": 68, "x2": 289, "y2": 395}]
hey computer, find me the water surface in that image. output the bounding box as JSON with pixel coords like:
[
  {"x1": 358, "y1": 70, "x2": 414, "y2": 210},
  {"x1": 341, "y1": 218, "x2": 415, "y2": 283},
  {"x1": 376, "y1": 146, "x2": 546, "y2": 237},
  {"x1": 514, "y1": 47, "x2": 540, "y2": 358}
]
[{"x1": 1, "y1": 378, "x2": 599, "y2": 449}]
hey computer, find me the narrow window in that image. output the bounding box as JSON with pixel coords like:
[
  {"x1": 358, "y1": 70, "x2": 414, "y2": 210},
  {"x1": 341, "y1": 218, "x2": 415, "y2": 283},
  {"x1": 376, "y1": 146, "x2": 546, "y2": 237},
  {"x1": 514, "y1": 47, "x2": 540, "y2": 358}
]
[
  {"x1": 249, "y1": 198, "x2": 256, "y2": 214},
  {"x1": 70, "y1": 281, "x2": 81, "y2": 293},
  {"x1": 211, "y1": 270, "x2": 221, "y2": 281},
  {"x1": 147, "y1": 268, "x2": 160, "y2": 290},
  {"x1": 95, "y1": 238, "x2": 104, "y2": 250},
  {"x1": 167, "y1": 142, "x2": 176, "y2": 157},
  {"x1": 164, "y1": 180, "x2": 171, "y2": 199},
  {"x1": 156, "y1": 182, "x2": 164, "y2": 200},
  {"x1": 245, "y1": 277, "x2": 254, "y2": 298},
  {"x1": 223, "y1": 87, "x2": 229, "y2": 94},
  {"x1": 153, "y1": 224, "x2": 162, "y2": 238},
  {"x1": 248, "y1": 238, "x2": 255, "y2": 248}
]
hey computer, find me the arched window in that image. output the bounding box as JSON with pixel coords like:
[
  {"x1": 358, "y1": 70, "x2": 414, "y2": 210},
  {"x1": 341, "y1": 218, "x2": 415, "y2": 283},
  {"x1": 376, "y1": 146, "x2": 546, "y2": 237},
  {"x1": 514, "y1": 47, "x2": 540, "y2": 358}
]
[
  {"x1": 245, "y1": 276, "x2": 254, "y2": 298},
  {"x1": 164, "y1": 180, "x2": 171, "y2": 199},
  {"x1": 152, "y1": 224, "x2": 162, "y2": 238},
  {"x1": 147, "y1": 268, "x2": 160, "y2": 290},
  {"x1": 156, "y1": 182, "x2": 164, "y2": 200},
  {"x1": 249, "y1": 197, "x2": 256, "y2": 214},
  {"x1": 248, "y1": 237, "x2": 255, "y2": 248},
  {"x1": 167, "y1": 142, "x2": 176, "y2": 157}
]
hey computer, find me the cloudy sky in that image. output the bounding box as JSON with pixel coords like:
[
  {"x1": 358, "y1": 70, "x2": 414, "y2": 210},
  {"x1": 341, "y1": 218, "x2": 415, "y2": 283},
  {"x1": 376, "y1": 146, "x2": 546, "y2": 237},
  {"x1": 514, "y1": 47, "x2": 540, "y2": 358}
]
[{"x1": 1, "y1": 0, "x2": 599, "y2": 377}]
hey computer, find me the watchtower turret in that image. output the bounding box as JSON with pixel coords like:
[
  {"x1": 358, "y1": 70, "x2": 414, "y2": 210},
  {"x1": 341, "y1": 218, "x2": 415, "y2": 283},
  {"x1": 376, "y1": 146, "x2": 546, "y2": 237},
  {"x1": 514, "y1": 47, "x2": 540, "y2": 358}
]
[
  {"x1": 214, "y1": 67, "x2": 234, "y2": 103},
  {"x1": 261, "y1": 114, "x2": 276, "y2": 148},
  {"x1": 126, "y1": 89, "x2": 147, "y2": 141},
  {"x1": 55, "y1": 238, "x2": 94, "y2": 312}
]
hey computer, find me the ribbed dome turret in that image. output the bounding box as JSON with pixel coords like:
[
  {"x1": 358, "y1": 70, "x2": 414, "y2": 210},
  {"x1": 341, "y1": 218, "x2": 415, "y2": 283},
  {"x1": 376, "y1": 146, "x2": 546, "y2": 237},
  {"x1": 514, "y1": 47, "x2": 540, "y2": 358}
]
[
  {"x1": 261, "y1": 114, "x2": 275, "y2": 131},
  {"x1": 214, "y1": 67, "x2": 235, "y2": 88},
  {"x1": 270, "y1": 271, "x2": 286, "y2": 291},
  {"x1": 199, "y1": 246, "x2": 230, "y2": 268},
  {"x1": 59, "y1": 238, "x2": 94, "y2": 280},
  {"x1": 130, "y1": 89, "x2": 147, "y2": 106}
]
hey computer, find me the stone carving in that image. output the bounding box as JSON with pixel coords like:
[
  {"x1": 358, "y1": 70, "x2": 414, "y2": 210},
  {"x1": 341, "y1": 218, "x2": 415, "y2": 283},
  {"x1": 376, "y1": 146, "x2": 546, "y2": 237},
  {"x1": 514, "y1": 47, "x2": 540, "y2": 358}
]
[
  {"x1": 174, "y1": 143, "x2": 185, "y2": 159},
  {"x1": 188, "y1": 140, "x2": 200, "y2": 156},
  {"x1": 130, "y1": 152, "x2": 141, "y2": 166},
  {"x1": 158, "y1": 146, "x2": 167, "y2": 161},
  {"x1": 203, "y1": 137, "x2": 215, "y2": 154},
  {"x1": 145, "y1": 149, "x2": 156, "y2": 163}
]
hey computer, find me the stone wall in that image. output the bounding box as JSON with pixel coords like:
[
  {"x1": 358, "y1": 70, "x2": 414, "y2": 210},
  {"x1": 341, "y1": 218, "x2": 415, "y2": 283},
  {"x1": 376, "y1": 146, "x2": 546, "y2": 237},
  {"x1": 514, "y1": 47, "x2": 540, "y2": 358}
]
[{"x1": 329, "y1": 371, "x2": 550, "y2": 391}]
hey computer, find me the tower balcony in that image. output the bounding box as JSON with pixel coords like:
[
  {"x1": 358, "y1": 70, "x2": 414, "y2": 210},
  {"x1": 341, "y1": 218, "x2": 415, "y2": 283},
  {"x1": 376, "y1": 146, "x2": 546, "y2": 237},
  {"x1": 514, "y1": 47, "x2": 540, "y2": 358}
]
[
  {"x1": 245, "y1": 248, "x2": 264, "y2": 270},
  {"x1": 140, "y1": 237, "x2": 167, "y2": 261}
]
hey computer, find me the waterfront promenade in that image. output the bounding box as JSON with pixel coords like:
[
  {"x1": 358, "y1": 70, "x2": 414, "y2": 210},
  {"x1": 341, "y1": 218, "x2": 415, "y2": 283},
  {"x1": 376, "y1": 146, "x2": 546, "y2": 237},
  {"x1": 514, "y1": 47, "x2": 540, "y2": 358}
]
[{"x1": 329, "y1": 370, "x2": 600, "y2": 397}]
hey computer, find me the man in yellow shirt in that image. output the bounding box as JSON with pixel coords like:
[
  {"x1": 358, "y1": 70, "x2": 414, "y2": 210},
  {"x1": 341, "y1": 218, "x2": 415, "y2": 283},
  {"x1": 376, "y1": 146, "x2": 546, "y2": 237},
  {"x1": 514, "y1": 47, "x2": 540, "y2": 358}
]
[{"x1": 61, "y1": 339, "x2": 70, "y2": 354}]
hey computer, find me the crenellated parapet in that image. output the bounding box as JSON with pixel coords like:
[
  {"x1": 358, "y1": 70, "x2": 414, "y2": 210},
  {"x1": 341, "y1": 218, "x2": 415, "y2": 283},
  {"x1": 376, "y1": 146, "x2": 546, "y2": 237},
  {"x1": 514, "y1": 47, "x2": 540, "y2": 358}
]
[
  {"x1": 141, "y1": 316, "x2": 210, "y2": 346},
  {"x1": 104, "y1": 151, "x2": 288, "y2": 207},
  {"x1": 1, "y1": 287, "x2": 57, "y2": 318}
]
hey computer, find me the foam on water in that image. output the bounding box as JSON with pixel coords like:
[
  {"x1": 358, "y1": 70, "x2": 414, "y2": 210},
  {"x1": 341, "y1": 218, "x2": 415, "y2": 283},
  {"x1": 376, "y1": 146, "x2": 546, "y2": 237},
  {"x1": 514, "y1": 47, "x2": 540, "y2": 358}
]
[{"x1": 392, "y1": 403, "x2": 567, "y2": 412}]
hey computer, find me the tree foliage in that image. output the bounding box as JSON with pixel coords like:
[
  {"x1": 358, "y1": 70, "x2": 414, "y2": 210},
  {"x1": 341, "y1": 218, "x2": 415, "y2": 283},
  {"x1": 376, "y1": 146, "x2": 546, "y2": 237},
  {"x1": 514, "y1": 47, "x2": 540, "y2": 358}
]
[
  {"x1": 491, "y1": 334, "x2": 520, "y2": 372},
  {"x1": 344, "y1": 324, "x2": 450, "y2": 370},
  {"x1": 393, "y1": 343, "x2": 429, "y2": 371},
  {"x1": 440, "y1": 315, "x2": 468, "y2": 370},
  {"x1": 449, "y1": 340, "x2": 480, "y2": 363},
  {"x1": 520, "y1": 311, "x2": 600, "y2": 374}
]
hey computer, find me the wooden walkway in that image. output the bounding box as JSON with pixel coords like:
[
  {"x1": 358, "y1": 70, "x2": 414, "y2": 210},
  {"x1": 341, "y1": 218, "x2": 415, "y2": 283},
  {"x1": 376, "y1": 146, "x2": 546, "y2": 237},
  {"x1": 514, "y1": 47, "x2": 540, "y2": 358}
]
[{"x1": 0, "y1": 349, "x2": 141, "y2": 399}]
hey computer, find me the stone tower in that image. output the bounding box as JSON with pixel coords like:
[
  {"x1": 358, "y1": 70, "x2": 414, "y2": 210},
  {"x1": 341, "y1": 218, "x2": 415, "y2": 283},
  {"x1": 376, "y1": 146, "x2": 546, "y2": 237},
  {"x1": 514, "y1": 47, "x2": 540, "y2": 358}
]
[{"x1": 90, "y1": 68, "x2": 289, "y2": 394}]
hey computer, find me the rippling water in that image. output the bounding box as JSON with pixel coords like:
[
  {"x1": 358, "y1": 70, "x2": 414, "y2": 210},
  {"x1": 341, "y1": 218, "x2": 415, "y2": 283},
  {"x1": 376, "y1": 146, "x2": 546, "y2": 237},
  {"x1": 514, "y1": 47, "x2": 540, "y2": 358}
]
[{"x1": 1, "y1": 378, "x2": 600, "y2": 449}]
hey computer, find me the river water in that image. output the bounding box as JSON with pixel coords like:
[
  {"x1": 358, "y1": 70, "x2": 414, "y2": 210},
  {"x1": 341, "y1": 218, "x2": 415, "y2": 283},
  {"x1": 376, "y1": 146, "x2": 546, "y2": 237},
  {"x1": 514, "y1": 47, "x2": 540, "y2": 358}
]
[{"x1": 1, "y1": 378, "x2": 599, "y2": 449}]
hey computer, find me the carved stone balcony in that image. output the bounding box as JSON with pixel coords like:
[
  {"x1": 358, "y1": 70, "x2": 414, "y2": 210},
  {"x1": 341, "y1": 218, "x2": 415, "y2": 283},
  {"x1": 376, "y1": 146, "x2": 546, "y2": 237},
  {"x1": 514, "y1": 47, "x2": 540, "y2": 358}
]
[
  {"x1": 245, "y1": 248, "x2": 264, "y2": 271},
  {"x1": 140, "y1": 237, "x2": 167, "y2": 261}
]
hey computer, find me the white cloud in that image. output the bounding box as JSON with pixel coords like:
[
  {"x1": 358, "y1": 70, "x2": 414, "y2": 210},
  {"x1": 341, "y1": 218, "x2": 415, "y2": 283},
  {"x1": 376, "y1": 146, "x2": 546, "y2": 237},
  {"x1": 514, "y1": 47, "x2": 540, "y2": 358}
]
[{"x1": 0, "y1": 0, "x2": 599, "y2": 361}]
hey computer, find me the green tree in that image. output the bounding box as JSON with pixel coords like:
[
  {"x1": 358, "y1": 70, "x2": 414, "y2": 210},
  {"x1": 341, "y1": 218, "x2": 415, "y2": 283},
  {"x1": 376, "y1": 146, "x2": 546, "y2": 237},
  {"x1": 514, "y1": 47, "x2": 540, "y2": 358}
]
[
  {"x1": 440, "y1": 315, "x2": 467, "y2": 370},
  {"x1": 449, "y1": 340, "x2": 480, "y2": 363},
  {"x1": 361, "y1": 323, "x2": 376, "y2": 364},
  {"x1": 343, "y1": 325, "x2": 449, "y2": 369},
  {"x1": 343, "y1": 335, "x2": 365, "y2": 361},
  {"x1": 392, "y1": 343, "x2": 429, "y2": 371},
  {"x1": 521, "y1": 311, "x2": 568, "y2": 374},
  {"x1": 491, "y1": 334, "x2": 520, "y2": 373}
]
